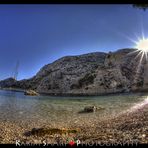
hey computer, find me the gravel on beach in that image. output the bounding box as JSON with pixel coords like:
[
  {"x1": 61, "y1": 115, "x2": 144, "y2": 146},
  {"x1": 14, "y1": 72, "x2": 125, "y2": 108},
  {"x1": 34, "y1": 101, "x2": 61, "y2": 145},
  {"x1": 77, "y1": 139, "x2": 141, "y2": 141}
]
[{"x1": 0, "y1": 104, "x2": 147, "y2": 145}]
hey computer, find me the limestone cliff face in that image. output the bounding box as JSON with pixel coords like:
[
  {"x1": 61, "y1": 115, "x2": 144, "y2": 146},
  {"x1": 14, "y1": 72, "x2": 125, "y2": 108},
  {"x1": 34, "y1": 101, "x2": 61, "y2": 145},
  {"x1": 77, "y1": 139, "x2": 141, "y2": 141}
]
[{"x1": 0, "y1": 48, "x2": 148, "y2": 95}]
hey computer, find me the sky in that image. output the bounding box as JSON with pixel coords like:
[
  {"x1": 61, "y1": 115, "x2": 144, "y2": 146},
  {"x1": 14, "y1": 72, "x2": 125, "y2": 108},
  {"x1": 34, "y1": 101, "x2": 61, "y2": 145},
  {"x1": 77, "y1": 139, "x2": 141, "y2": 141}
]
[{"x1": 0, "y1": 4, "x2": 148, "y2": 80}]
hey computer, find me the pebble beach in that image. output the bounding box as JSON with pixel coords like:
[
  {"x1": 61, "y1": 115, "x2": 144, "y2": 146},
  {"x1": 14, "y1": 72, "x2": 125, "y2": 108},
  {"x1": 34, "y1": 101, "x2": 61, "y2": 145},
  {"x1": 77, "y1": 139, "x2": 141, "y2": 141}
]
[{"x1": 0, "y1": 103, "x2": 147, "y2": 145}]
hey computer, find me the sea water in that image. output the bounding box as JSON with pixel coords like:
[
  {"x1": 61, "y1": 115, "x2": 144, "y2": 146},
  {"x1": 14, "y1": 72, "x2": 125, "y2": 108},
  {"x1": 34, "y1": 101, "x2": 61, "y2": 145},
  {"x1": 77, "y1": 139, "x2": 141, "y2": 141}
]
[{"x1": 0, "y1": 90, "x2": 147, "y2": 126}]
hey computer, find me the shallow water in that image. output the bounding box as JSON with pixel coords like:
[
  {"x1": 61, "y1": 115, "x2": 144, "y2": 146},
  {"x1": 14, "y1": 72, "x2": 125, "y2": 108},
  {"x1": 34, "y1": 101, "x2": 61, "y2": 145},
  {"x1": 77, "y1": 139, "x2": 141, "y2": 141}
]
[{"x1": 0, "y1": 90, "x2": 147, "y2": 126}]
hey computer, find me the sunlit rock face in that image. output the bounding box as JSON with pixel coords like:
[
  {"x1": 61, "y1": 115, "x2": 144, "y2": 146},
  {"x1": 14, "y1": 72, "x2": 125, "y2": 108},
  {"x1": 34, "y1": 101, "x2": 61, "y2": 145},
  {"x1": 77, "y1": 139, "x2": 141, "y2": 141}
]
[
  {"x1": 35, "y1": 52, "x2": 106, "y2": 94},
  {"x1": 0, "y1": 48, "x2": 148, "y2": 95}
]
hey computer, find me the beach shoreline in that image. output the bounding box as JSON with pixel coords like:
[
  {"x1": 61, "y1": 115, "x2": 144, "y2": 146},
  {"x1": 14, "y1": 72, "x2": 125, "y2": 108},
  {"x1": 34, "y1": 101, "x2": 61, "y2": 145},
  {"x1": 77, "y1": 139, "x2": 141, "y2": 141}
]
[
  {"x1": 1, "y1": 87, "x2": 148, "y2": 97},
  {"x1": 0, "y1": 103, "x2": 147, "y2": 144}
]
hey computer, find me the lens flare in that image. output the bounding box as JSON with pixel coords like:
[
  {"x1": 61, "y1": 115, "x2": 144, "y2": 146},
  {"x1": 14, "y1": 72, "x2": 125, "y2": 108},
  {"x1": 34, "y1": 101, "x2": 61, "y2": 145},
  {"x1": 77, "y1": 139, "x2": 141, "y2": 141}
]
[
  {"x1": 125, "y1": 35, "x2": 148, "y2": 82},
  {"x1": 119, "y1": 31, "x2": 148, "y2": 112},
  {"x1": 134, "y1": 38, "x2": 148, "y2": 61},
  {"x1": 129, "y1": 97, "x2": 148, "y2": 112},
  {"x1": 136, "y1": 38, "x2": 148, "y2": 53}
]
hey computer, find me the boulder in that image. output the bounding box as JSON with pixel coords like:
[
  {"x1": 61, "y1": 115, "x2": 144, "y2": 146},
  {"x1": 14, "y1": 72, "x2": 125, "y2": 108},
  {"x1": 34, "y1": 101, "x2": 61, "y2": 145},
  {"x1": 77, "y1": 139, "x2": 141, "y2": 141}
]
[
  {"x1": 84, "y1": 106, "x2": 97, "y2": 112},
  {"x1": 78, "y1": 106, "x2": 105, "y2": 113},
  {"x1": 24, "y1": 90, "x2": 39, "y2": 96}
]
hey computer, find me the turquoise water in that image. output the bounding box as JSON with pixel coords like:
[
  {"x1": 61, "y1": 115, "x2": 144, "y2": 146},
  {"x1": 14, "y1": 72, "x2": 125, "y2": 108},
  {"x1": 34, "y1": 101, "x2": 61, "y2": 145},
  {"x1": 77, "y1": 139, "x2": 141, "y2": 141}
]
[{"x1": 0, "y1": 90, "x2": 147, "y2": 125}]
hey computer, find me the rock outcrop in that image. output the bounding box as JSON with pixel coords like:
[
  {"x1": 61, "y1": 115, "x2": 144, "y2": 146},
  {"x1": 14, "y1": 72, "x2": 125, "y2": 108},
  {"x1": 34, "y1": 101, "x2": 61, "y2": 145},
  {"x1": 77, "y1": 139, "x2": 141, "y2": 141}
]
[
  {"x1": 0, "y1": 48, "x2": 148, "y2": 95},
  {"x1": 24, "y1": 90, "x2": 39, "y2": 96}
]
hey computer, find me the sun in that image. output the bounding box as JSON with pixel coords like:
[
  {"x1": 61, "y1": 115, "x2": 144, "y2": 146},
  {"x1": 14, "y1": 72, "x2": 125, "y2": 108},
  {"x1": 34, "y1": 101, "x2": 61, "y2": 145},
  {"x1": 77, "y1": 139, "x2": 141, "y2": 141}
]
[
  {"x1": 120, "y1": 32, "x2": 148, "y2": 62},
  {"x1": 136, "y1": 38, "x2": 148, "y2": 53}
]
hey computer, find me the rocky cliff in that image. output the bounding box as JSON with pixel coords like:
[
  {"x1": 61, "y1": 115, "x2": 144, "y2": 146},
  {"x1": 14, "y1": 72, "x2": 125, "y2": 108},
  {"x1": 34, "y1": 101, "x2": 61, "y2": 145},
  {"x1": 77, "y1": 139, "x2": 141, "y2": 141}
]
[{"x1": 1, "y1": 48, "x2": 148, "y2": 95}]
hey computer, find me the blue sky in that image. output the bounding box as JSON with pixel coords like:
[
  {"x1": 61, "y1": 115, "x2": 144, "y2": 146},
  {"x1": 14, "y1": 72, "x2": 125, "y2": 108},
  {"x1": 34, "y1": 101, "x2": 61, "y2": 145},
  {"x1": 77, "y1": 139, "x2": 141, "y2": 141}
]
[{"x1": 0, "y1": 4, "x2": 148, "y2": 80}]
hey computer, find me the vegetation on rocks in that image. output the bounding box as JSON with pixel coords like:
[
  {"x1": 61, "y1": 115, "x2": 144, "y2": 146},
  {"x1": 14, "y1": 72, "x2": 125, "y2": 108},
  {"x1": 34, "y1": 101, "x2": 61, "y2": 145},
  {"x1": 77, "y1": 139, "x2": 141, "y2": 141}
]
[{"x1": 0, "y1": 48, "x2": 148, "y2": 95}]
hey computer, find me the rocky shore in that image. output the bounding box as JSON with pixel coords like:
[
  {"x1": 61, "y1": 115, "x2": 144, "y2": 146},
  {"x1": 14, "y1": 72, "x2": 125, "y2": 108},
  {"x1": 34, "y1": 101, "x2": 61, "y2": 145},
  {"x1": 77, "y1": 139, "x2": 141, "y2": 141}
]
[
  {"x1": 0, "y1": 104, "x2": 147, "y2": 144},
  {"x1": 0, "y1": 48, "x2": 148, "y2": 144}
]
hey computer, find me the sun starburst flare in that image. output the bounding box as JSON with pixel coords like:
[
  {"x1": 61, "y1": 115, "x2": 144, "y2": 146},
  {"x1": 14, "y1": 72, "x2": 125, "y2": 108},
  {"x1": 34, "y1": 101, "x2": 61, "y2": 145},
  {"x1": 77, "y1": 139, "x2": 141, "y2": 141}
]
[
  {"x1": 125, "y1": 35, "x2": 148, "y2": 75},
  {"x1": 135, "y1": 38, "x2": 148, "y2": 61},
  {"x1": 123, "y1": 33, "x2": 148, "y2": 93},
  {"x1": 136, "y1": 38, "x2": 148, "y2": 52}
]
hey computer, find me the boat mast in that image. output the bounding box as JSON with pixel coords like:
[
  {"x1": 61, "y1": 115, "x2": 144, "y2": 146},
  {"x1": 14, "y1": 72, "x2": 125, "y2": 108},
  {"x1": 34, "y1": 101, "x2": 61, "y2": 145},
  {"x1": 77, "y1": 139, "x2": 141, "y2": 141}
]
[{"x1": 13, "y1": 60, "x2": 19, "y2": 80}]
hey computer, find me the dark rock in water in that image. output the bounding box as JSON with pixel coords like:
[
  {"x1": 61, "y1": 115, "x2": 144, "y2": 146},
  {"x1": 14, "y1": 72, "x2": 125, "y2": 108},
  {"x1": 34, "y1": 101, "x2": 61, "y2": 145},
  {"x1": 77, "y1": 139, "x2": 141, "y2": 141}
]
[
  {"x1": 84, "y1": 106, "x2": 97, "y2": 112},
  {"x1": 0, "y1": 48, "x2": 148, "y2": 95},
  {"x1": 78, "y1": 106, "x2": 105, "y2": 113},
  {"x1": 24, "y1": 90, "x2": 39, "y2": 96}
]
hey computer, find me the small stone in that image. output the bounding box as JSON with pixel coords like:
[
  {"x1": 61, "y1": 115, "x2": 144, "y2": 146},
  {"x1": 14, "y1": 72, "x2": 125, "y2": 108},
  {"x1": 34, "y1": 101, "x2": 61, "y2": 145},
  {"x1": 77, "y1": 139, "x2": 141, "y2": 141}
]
[
  {"x1": 34, "y1": 139, "x2": 39, "y2": 144},
  {"x1": 142, "y1": 134, "x2": 146, "y2": 138}
]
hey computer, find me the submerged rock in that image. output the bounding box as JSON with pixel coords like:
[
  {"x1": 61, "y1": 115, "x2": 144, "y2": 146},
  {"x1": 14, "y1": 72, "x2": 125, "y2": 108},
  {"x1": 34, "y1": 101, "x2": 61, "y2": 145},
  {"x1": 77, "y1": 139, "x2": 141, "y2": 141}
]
[
  {"x1": 78, "y1": 106, "x2": 105, "y2": 113},
  {"x1": 24, "y1": 90, "x2": 39, "y2": 96},
  {"x1": 24, "y1": 127, "x2": 80, "y2": 137},
  {"x1": 84, "y1": 106, "x2": 97, "y2": 112}
]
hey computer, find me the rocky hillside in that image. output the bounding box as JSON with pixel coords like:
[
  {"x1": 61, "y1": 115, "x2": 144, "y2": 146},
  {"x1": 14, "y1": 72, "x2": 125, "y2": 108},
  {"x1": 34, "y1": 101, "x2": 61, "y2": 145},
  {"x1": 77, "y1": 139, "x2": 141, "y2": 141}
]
[{"x1": 1, "y1": 48, "x2": 148, "y2": 95}]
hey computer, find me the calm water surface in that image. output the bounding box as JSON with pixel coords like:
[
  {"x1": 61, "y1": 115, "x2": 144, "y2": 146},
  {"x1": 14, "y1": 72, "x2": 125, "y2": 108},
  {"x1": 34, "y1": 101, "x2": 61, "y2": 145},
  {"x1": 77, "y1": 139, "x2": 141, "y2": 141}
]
[{"x1": 0, "y1": 90, "x2": 147, "y2": 125}]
